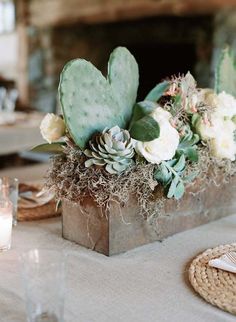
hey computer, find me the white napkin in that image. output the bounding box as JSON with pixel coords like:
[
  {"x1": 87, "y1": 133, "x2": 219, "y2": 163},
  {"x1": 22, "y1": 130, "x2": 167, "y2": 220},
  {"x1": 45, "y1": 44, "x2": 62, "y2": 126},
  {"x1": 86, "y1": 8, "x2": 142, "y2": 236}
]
[{"x1": 209, "y1": 252, "x2": 236, "y2": 273}]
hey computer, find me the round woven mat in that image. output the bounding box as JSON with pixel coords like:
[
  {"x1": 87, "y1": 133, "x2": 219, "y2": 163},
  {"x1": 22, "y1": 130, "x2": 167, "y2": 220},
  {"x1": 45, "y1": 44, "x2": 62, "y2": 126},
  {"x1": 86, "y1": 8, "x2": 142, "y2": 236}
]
[{"x1": 189, "y1": 243, "x2": 236, "y2": 315}]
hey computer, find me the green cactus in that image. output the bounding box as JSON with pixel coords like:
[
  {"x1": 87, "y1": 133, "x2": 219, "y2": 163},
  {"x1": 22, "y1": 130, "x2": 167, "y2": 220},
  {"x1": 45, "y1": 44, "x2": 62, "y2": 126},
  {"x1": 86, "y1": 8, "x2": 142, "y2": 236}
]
[
  {"x1": 215, "y1": 47, "x2": 236, "y2": 97},
  {"x1": 59, "y1": 47, "x2": 139, "y2": 149}
]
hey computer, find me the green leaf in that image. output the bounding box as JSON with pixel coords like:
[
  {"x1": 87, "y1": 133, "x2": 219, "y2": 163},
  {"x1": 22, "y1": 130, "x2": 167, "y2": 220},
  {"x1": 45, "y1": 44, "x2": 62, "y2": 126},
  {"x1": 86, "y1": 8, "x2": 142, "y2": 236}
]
[
  {"x1": 176, "y1": 127, "x2": 199, "y2": 162},
  {"x1": 191, "y1": 113, "x2": 201, "y2": 128},
  {"x1": 130, "y1": 115, "x2": 160, "y2": 141},
  {"x1": 145, "y1": 81, "x2": 170, "y2": 102},
  {"x1": 129, "y1": 101, "x2": 157, "y2": 129},
  {"x1": 154, "y1": 163, "x2": 172, "y2": 185},
  {"x1": 173, "y1": 154, "x2": 185, "y2": 172},
  {"x1": 167, "y1": 176, "x2": 179, "y2": 199},
  {"x1": 31, "y1": 142, "x2": 66, "y2": 154},
  {"x1": 185, "y1": 147, "x2": 198, "y2": 162},
  {"x1": 215, "y1": 46, "x2": 236, "y2": 97},
  {"x1": 174, "y1": 181, "x2": 185, "y2": 200}
]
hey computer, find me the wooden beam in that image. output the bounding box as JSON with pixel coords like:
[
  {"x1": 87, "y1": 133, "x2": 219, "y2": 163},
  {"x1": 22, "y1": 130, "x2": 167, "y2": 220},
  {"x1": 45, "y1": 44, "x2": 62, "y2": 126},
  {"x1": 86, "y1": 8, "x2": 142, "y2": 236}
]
[{"x1": 29, "y1": 0, "x2": 236, "y2": 28}]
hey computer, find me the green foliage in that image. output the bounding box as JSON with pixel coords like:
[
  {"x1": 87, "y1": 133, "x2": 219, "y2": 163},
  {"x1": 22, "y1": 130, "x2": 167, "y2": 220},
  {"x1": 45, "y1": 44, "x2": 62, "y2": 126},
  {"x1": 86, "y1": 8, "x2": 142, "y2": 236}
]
[
  {"x1": 144, "y1": 81, "x2": 170, "y2": 102},
  {"x1": 129, "y1": 101, "x2": 160, "y2": 141},
  {"x1": 191, "y1": 113, "x2": 201, "y2": 128},
  {"x1": 215, "y1": 46, "x2": 236, "y2": 97},
  {"x1": 31, "y1": 142, "x2": 65, "y2": 154},
  {"x1": 176, "y1": 127, "x2": 199, "y2": 162},
  {"x1": 154, "y1": 154, "x2": 197, "y2": 200},
  {"x1": 59, "y1": 47, "x2": 139, "y2": 149},
  {"x1": 129, "y1": 101, "x2": 157, "y2": 128},
  {"x1": 130, "y1": 115, "x2": 160, "y2": 141}
]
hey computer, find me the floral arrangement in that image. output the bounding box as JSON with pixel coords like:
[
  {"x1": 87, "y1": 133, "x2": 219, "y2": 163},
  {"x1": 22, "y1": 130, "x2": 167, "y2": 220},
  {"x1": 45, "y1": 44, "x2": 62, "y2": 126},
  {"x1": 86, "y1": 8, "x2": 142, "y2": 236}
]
[{"x1": 34, "y1": 46, "x2": 236, "y2": 216}]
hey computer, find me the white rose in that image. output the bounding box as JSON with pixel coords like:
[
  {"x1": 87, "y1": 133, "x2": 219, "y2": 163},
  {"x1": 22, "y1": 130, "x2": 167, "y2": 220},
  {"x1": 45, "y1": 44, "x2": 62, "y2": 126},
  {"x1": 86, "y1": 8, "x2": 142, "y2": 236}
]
[
  {"x1": 196, "y1": 114, "x2": 222, "y2": 140},
  {"x1": 135, "y1": 107, "x2": 179, "y2": 164},
  {"x1": 214, "y1": 91, "x2": 236, "y2": 118},
  {"x1": 40, "y1": 113, "x2": 65, "y2": 143},
  {"x1": 196, "y1": 114, "x2": 236, "y2": 160},
  {"x1": 210, "y1": 130, "x2": 236, "y2": 161}
]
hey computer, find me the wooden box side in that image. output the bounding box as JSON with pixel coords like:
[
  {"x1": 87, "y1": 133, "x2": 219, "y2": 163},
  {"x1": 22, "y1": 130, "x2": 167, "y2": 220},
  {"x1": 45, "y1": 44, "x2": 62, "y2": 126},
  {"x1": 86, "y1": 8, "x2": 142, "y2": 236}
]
[
  {"x1": 62, "y1": 175, "x2": 236, "y2": 256},
  {"x1": 62, "y1": 198, "x2": 109, "y2": 255}
]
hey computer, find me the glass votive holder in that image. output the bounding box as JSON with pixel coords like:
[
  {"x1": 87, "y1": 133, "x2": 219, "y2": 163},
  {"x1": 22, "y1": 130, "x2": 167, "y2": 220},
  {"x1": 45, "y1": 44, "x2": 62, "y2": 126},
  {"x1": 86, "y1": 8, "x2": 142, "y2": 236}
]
[
  {"x1": 8, "y1": 178, "x2": 19, "y2": 226},
  {"x1": 20, "y1": 249, "x2": 65, "y2": 322},
  {"x1": 0, "y1": 198, "x2": 13, "y2": 252},
  {"x1": 0, "y1": 177, "x2": 18, "y2": 226}
]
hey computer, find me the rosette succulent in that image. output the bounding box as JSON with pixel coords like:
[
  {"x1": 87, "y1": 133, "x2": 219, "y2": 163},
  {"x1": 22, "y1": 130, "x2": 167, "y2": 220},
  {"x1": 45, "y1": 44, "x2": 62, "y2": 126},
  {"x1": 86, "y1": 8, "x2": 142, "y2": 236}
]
[{"x1": 84, "y1": 126, "x2": 135, "y2": 174}]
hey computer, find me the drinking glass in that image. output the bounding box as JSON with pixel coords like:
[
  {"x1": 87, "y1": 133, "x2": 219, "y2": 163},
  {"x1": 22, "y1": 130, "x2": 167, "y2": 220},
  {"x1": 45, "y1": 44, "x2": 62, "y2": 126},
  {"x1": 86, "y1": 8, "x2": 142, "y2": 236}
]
[
  {"x1": 0, "y1": 87, "x2": 6, "y2": 112},
  {"x1": 20, "y1": 249, "x2": 65, "y2": 322},
  {"x1": 0, "y1": 177, "x2": 19, "y2": 226},
  {"x1": 3, "y1": 89, "x2": 18, "y2": 112},
  {"x1": 8, "y1": 178, "x2": 18, "y2": 226}
]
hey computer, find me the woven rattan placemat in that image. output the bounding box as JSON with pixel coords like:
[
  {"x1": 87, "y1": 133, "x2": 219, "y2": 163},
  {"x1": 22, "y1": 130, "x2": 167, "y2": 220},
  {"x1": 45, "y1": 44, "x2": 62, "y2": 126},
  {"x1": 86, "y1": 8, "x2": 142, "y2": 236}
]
[{"x1": 189, "y1": 243, "x2": 236, "y2": 315}]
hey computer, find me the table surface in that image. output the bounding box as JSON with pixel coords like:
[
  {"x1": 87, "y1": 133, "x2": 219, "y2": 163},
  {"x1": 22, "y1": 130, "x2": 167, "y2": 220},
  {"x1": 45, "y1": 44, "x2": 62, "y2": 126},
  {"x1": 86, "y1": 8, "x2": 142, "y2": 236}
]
[
  {"x1": 0, "y1": 112, "x2": 44, "y2": 156},
  {"x1": 0, "y1": 215, "x2": 235, "y2": 322}
]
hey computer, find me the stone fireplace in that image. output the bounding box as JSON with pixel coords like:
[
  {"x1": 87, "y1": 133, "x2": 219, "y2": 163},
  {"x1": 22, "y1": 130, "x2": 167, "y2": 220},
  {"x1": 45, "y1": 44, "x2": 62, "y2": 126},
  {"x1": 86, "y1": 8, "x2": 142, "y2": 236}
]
[{"x1": 16, "y1": 0, "x2": 236, "y2": 111}]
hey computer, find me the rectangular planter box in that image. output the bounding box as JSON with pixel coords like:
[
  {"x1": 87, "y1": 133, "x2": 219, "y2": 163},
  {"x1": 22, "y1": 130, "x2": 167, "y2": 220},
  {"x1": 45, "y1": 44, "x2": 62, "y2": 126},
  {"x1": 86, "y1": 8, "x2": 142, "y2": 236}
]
[{"x1": 62, "y1": 176, "x2": 236, "y2": 256}]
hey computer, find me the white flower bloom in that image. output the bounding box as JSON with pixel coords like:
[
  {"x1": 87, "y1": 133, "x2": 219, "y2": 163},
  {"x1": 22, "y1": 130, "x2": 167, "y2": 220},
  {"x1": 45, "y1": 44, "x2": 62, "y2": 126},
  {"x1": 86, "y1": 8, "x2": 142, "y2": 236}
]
[
  {"x1": 40, "y1": 113, "x2": 65, "y2": 143},
  {"x1": 151, "y1": 107, "x2": 172, "y2": 123},
  {"x1": 196, "y1": 114, "x2": 222, "y2": 140},
  {"x1": 196, "y1": 113, "x2": 236, "y2": 161},
  {"x1": 214, "y1": 91, "x2": 236, "y2": 118},
  {"x1": 135, "y1": 107, "x2": 179, "y2": 164},
  {"x1": 210, "y1": 130, "x2": 236, "y2": 161}
]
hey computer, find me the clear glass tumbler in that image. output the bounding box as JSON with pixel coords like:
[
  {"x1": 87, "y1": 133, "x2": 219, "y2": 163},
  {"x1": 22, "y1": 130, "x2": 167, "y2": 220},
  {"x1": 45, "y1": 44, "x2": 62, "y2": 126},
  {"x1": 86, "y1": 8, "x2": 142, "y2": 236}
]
[
  {"x1": 8, "y1": 178, "x2": 19, "y2": 226},
  {"x1": 0, "y1": 177, "x2": 19, "y2": 226},
  {"x1": 20, "y1": 249, "x2": 65, "y2": 322}
]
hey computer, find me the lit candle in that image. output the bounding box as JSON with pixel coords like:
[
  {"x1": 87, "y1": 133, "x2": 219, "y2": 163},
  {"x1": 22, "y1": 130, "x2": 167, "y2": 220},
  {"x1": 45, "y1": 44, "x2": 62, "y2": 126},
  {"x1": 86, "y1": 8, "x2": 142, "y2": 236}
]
[
  {"x1": 0, "y1": 179, "x2": 13, "y2": 251},
  {"x1": 0, "y1": 210, "x2": 13, "y2": 251}
]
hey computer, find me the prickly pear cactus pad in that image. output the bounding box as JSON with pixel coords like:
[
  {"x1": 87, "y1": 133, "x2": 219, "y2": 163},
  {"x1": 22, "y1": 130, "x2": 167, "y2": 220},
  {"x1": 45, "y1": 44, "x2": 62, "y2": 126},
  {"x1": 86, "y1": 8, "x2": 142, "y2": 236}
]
[{"x1": 59, "y1": 47, "x2": 139, "y2": 149}]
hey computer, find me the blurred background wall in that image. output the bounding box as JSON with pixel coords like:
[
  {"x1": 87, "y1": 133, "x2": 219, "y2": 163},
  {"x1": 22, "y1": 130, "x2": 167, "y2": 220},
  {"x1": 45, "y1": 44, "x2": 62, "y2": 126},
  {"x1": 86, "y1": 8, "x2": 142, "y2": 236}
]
[{"x1": 1, "y1": 0, "x2": 236, "y2": 113}]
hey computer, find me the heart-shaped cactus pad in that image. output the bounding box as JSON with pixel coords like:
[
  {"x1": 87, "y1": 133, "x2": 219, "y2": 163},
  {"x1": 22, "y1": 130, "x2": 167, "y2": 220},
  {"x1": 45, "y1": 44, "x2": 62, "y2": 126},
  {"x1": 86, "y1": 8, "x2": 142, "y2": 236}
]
[{"x1": 59, "y1": 47, "x2": 139, "y2": 149}]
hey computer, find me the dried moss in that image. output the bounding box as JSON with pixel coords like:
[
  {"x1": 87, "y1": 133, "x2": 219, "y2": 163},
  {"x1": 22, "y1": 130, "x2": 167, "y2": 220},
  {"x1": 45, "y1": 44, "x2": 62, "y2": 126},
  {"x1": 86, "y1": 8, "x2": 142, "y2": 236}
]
[
  {"x1": 46, "y1": 146, "x2": 161, "y2": 218},
  {"x1": 46, "y1": 144, "x2": 236, "y2": 219}
]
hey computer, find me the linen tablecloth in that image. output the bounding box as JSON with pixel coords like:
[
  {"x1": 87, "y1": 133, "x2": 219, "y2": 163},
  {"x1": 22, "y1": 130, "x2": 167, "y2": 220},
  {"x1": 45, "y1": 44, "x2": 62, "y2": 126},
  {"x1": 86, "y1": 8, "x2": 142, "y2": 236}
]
[{"x1": 0, "y1": 215, "x2": 235, "y2": 322}]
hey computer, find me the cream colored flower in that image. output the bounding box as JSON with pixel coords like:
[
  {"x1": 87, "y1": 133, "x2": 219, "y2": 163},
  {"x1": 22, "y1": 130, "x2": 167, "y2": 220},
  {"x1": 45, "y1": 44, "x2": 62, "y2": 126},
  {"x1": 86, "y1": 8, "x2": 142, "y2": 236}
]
[
  {"x1": 214, "y1": 91, "x2": 236, "y2": 118},
  {"x1": 135, "y1": 107, "x2": 179, "y2": 164},
  {"x1": 196, "y1": 90, "x2": 236, "y2": 160},
  {"x1": 196, "y1": 113, "x2": 236, "y2": 161},
  {"x1": 210, "y1": 130, "x2": 236, "y2": 161},
  {"x1": 40, "y1": 113, "x2": 65, "y2": 143}
]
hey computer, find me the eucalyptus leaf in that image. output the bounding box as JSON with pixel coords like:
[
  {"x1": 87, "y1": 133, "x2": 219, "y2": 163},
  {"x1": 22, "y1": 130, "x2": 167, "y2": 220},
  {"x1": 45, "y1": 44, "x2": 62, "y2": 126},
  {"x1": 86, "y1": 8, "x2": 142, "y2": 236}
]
[
  {"x1": 145, "y1": 81, "x2": 170, "y2": 102},
  {"x1": 130, "y1": 115, "x2": 160, "y2": 141}
]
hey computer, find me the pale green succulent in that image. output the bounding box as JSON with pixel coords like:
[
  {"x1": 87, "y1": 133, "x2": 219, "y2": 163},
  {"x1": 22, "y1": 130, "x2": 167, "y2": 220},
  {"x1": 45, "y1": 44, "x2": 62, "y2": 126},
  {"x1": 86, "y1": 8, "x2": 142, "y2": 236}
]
[{"x1": 84, "y1": 126, "x2": 135, "y2": 174}]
